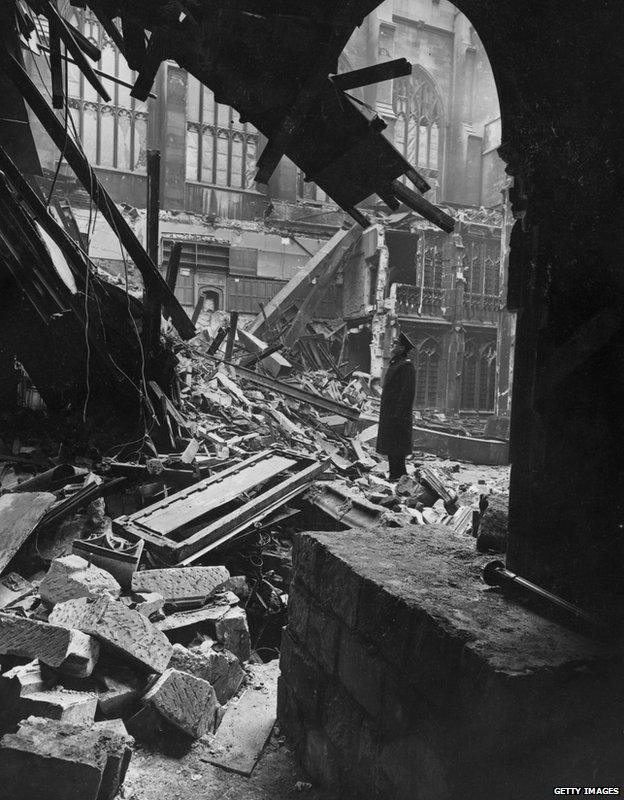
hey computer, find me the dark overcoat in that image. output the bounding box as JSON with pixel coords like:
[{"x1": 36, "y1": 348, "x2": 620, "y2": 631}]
[{"x1": 376, "y1": 356, "x2": 416, "y2": 456}]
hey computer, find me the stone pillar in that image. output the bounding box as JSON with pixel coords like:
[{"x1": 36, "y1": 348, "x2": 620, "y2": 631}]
[
  {"x1": 370, "y1": 227, "x2": 393, "y2": 380},
  {"x1": 439, "y1": 234, "x2": 466, "y2": 415},
  {"x1": 162, "y1": 65, "x2": 188, "y2": 212},
  {"x1": 504, "y1": 129, "x2": 624, "y2": 609},
  {"x1": 494, "y1": 186, "x2": 515, "y2": 416}
]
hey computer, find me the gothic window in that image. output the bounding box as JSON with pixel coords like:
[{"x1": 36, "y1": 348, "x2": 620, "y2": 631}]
[
  {"x1": 393, "y1": 69, "x2": 443, "y2": 178},
  {"x1": 462, "y1": 240, "x2": 501, "y2": 310},
  {"x1": 413, "y1": 336, "x2": 440, "y2": 408},
  {"x1": 66, "y1": 11, "x2": 147, "y2": 172},
  {"x1": 186, "y1": 76, "x2": 259, "y2": 189},
  {"x1": 461, "y1": 338, "x2": 496, "y2": 411}
]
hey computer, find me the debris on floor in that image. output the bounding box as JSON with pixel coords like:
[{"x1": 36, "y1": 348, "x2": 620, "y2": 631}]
[{"x1": 0, "y1": 317, "x2": 509, "y2": 799}]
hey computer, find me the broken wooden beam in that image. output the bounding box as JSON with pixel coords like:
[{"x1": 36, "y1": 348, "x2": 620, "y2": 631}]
[
  {"x1": 248, "y1": 225, "x2": 361, "y2": 336},
  {"x1": 0, "y1": 491, "x2": 56, "y2": 573},
  {"x1": 230, "y1": 363, "x2": 360, "y2": 420},
  {"x1": 1, "y1": 54, "x2": 194, "y2": 339},
  {"x1": 42, "y1": 0, "x2": 111, "y2": 103},
  {"x1": 390, "y1": 179, "x2": 455, "y2": 232},
  {"x1": 330, "y1": 58, "x2": 412, "y2": 91},
  {"x1": 224, "y1": 310, "x2": 239, "y2": 362},
  {"x1": 142, "y1": 148, "x2": 162, "y2": 353},
  {"x1": 165, "y1": 241, "x2": 182, "y2": 294}
]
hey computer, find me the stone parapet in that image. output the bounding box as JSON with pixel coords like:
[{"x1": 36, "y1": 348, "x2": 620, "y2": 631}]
[{"x1": 278, "y1": 527, "x2": 624, "y2": 799}]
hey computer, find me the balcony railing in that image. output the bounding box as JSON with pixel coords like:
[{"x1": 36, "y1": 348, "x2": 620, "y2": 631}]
[{"x1": 394, "y1": 283, "x2": 444, "y2": 317}]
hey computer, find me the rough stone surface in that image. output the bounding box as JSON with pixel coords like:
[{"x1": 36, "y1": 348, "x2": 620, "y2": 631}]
[
  {"x1": 94, "y1": 664, "x2": 142, "y2": 718},
  {"x1": 131, "y1": 567, "x2": 229, "y2": 603},
  {"x1": 120, "y1": 592, "x2": 164, "y2": 618},
  {"x1": 39, "y1": 556, "x2": 121, "y2": 606},
  {"x1": 0, "y1": 662, "x2": 97, "y2": 733},
  {"x1": 141, "y1": 668, "x2": 222, "y2": 739},
  {"x1": 0, "y1": 716, "x2": 133, "y2": 800},
  {"x1": 0, "y1": 612, "x2": 99, "y2": 677},
  {"x1": 49, "y1": 596, "x2": 172, "y2": 673},
  {"x1": 170, "y1": 643, "x2": 245, "y2": 704},
  {"x1": 278, "y1": 527, "x2": 624, "y2": 800},
  {"x1": 215, "y1": 606, "x2": 251, "y2": 663}
]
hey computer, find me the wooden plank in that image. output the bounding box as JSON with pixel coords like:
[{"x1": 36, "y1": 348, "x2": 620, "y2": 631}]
[
  {"x1": 390, "y1": 179, "x2": 455, "y2": 233},
  {"x1": 0, "y1": 491, "x2": 56, "y2": 573},
  {"x1": 204, "y1": 660, "x2": 278, "y2": 776},
  {"x1": 2, "y1": 54, "x2": 194, "y2": 339},
  {"x1": 247, "y1": 226, "x2": 360, "y2": 336},
  {"x1": 330, "y1": 58, "x2": 411, "y2": 91},
  {"x1": 116, "y1": 451, "x2": 297, "y2": 536},
  {"x1": 230, "y1": 363, "x2": 360, "y2": 421},
  {"x1": 224, "y1": 311, "x2": 239, "y2": 362},
  {"x1": 165, "y1": 241, "x2": 182, "y2": 293}
]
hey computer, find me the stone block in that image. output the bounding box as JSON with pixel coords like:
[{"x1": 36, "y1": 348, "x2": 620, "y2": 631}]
[
  {"x1": 141, "y1": 668, "x2": 222, "y2": 739},
  {"x1": 215, "y1": 606, "x2": 251, "y2": 663},
  {"x1": 131, "y1": 566, "x2": 229, "y2": 603},
  {"x1": 0, "y1": 716, "x2": 133, "y2": 800},
  {"x1": 294, "y1": 533, "x2": 362, "y2": 629},
  {"x1": 0, "y1": 612, "x2": 99, "y2": 677},
  {"x1": 94, "y1": 664, "x2": 142, "y2": 718},
  {"x1": 284, "y1": 582, "x2": 309, "y2": 645},
  {"x1": 279, "y1": 630, "x2": 325, "y2": 720},
  {"x1": 306, "y1": 597, "x2": 341, "y2": 675},
  {"x1": 336, "y1": 627, "x2": 385, "y2": 720},
  {"x1": 39, "y1": 556, "x2": 121, "y2": 606},
  {"x1": 0, "y1": 662, "x2": 97, "y2": 733},
  {"x1": 49, "y1": 595, "x2": 172, "y2": 674},
  {"x1": 170, "y1": 643, "x2": 245, "y2": 704},
  {"x1": 119, "y1": 592, "x2": 165, "y2": 618},
  {"x1": 276, "y1": 675, "x2": 305, "y2": 750}
]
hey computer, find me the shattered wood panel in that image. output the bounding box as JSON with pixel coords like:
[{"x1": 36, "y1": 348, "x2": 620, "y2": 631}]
[
  {"x1": 115, "y1": 450, "x2": 325, "y2": 563},
  {"x1": 120, "y1": 453, "x2": 297, "y2": 535},
  {"x1": 0, "y1": 492, "x2": 56, "y2": 573}
]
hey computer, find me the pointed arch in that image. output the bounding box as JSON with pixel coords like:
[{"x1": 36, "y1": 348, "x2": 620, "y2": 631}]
[{"x1": 393, "y1": 66, "x2": 444, "y2": 180}]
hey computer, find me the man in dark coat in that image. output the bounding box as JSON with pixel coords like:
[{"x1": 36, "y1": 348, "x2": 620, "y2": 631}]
[{"x1": 376, "y1": 332, "x2": 416, "y2": 481}]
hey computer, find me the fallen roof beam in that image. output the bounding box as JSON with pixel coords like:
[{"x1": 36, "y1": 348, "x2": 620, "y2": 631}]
[
  {"x1": 248, "y1": 225, "x2": 362, "y2": 337},
  {"x1": 330, "y1": 58, "x2": 411, "y2": 91},
  {"x1": 255, "y1": 40, "x2": 337, "y2": 184},
  {"x1": 390, "y1": 179, "x2": 455, "y2": 233},
  {"x1": 230, "y1": 363, "x2": 360, "y2": 421},
  {"x1": 2, "y1": 53, "x2": 195, "y2": 339}
]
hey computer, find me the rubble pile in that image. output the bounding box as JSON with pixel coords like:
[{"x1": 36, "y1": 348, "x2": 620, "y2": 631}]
[
  {"x1": 0, "y1": 324, "x2": 509, "y2": 798},
  {"x1": 0, "y1": 553, "x2": 256, "y2": 799}
]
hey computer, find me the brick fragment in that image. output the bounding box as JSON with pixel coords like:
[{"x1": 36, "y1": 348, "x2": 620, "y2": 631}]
[
  {"x1": 0, "y1": 612, "x2": 99, "y2": 677},
  {"x1": 39, "y1": 556, "x2": 120, "y2": 606},
  {"x1": 170, "y1": 643, "x2": 245, "y2": 704},
  {"x1": 141, "y1": 668, "x2": 222, "y2": 739},
  {"x1": 215, "y1": 606, "x2": 251, "y2": 663},
  {"x1": 49, "y1": 596, "x2": 172, "y2": 674},
  {"x1": 0, "y1": 715, "x2": 133, "y2": 800},
  {"x1": 131, "y1": 566, "x2": 229, "y2": 603}
]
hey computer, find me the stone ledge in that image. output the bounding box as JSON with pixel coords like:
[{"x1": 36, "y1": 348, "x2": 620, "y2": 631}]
[{"x1": 282, "y1": 526, "x2": 624, "y2": 797}]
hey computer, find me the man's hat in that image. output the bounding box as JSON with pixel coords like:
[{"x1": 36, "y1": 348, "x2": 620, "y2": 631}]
[{"x1": 397, "y1": 331, "x2": 415, "y2": 352}]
